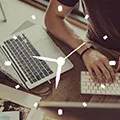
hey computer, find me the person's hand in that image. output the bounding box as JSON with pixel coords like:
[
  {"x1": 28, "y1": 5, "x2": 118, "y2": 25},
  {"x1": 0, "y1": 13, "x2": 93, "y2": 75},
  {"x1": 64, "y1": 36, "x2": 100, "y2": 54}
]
[
  {"x1": 82, "y1": 49, "x2": 115, "y2": 83},
  {"x1": 115, "y1": 56, "x2": 120, "y2": 72}
]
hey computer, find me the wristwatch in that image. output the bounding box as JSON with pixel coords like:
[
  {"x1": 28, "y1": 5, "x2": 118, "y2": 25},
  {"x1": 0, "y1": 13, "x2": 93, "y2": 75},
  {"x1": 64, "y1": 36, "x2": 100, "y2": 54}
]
[{"x1": 79, "y1": 42, "x2": 94, "y2": 57}]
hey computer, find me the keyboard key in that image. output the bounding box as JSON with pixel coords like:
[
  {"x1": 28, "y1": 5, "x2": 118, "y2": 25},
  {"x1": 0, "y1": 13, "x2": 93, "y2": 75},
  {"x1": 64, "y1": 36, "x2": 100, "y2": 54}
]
[
  {"x1": 42, "y1": 69, "x2": 49, "y2": 76},
  {"x1": 48, "y1": 70, "x2": 53, "y2": 74},
  {"x1": 36, "y1": 75, "x2": 41, "y2": 80},
  {"x1": 39, "y1": 72, "x2": 45, "y2": 78}
]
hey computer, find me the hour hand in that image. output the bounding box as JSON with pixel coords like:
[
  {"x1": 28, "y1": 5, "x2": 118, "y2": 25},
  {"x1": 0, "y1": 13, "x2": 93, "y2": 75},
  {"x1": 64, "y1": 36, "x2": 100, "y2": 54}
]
[
  {"x1": 55, "y1": 57, "x2": 65, "y2": 89},
  {"x1": 55, "y1": 64, "x2": 62, "y2": 89}
]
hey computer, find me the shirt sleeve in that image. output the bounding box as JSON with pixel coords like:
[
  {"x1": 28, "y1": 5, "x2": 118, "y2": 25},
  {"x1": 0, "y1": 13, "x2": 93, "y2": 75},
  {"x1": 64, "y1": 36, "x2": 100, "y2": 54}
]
[{"x1": 58, "y1": 0, "x2": 79, "y2": 7}]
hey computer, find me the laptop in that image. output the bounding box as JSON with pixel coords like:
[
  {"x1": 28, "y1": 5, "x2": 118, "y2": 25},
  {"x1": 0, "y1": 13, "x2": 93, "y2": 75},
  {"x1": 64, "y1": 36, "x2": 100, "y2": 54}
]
[{"x1": 0, "y1": 25, "x2": 73, "y2": 89}]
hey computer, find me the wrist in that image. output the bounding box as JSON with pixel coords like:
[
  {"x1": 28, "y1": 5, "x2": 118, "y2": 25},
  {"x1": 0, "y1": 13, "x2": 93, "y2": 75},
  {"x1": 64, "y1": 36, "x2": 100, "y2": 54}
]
[
  {"x1": 79, "y1": 42, "x2": 94, "y2": 57},
  {"x1": 81, "y1": 47, "x2": 94, "y2": 59}
]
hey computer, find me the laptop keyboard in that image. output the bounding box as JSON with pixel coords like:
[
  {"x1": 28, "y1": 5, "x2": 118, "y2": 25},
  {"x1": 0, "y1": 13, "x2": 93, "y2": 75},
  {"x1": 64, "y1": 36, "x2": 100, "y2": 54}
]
[
  {"x1": 81, "y1": 71, "x2": 120, "y2": 95},
  {"x1": 3, "y1": 34, "x2": 53, "y2": 84}
]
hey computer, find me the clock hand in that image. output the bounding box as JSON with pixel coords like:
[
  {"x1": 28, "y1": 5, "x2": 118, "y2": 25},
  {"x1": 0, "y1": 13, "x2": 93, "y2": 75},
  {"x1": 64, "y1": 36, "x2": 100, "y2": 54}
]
[
  {"x1": 54, "y1": 43, "x2": 86, "y2": 88},
  {"x1": 32, "y1": 56, "x2": 57, "y2": 63},
  {"x1": 55, "y1": 64, "x2": 62, "y2": 89},
  {"x1": 55, "y1": 42, "x2": 86, "y2": 88},
  {"x1": 55, "y1": 57, "x2": 65, "y2": 89},
  {"x1": 64, "y1": 42, "x2": 86, "y2": 59}
]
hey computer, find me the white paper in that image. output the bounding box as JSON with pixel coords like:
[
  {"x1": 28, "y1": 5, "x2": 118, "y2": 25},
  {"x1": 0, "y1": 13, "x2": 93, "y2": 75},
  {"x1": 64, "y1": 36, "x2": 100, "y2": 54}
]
[{"x1": 0, "y1": 111, "x2": 19, "y2": 120}]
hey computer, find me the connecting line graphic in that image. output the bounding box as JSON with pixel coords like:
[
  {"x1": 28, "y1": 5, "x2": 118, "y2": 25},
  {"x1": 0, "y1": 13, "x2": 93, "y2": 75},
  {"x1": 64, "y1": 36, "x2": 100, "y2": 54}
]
[{"x1": 33, "y1": 42, "x2": 86, "y2": 89}]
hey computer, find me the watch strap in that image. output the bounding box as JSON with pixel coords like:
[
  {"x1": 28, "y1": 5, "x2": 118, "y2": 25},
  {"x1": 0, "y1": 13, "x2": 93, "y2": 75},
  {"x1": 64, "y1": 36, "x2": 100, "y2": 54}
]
[
  {"x1": 79, "y1": 42, "x2": 94, "y2": 57},
  {"x1": 80, "y1": 46, "x2": 94, "y2": 58}
]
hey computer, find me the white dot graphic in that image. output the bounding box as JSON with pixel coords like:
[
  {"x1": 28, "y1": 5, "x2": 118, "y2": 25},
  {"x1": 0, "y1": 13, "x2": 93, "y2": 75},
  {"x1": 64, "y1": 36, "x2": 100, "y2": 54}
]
[
  {"x1": 57, "y1": 57, "x2": 65, "y2": 66},
  {"x1": 103, "y1": 35, "x2": 108, "y2": 40},
  {"x1": 101, "y1": 84, "x2": 105, "y2": 89},
  {"x1": 84, "y1": 14, "x2": 89, "y2": 20},
  {"x1": 4, "y1": 61, "x2": 11, "y2": 66},
  {"x1": 82, "y1": 102, "x2": 87, "y2": 107},
  {"x1": 58, "y1": 5, "x2": 63, "y2": 12},
  {"x1": 31, "y1": 15, "x2": 36, "y2": 20},
  {"x1": 15, "y1": 85, "x2": 20, "y2": 89},
  {"x1": 58, "y1": 109, "x2": 63, "y2": 115},
  {"x1": 33, "y1": 102, "x2": 39, "y2": 108},
  {"x1": 109, "y1": 60, "x2": 116, "y2": 66},
  {"x1": 13, "y1": 36, "x2": 17, "y2": 40}
]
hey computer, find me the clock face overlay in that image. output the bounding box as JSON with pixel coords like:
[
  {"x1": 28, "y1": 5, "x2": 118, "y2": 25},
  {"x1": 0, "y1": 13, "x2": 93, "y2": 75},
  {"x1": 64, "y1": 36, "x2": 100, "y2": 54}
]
[{"x1": 33, "y1": 42, "x2": 86, "y2": 89}]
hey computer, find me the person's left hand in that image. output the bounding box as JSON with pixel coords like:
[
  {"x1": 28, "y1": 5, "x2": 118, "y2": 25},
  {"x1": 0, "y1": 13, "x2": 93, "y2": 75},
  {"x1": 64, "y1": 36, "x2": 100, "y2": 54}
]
[{"x1": 115, "y1": 56, "x2": 120, "y2": 72}]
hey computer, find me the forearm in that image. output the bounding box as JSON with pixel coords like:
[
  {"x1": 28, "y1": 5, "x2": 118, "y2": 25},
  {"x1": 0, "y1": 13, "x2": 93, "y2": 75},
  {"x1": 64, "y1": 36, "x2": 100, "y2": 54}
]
[{"x1": 45, "y1": 14, "x2": 84, "y2": 55}]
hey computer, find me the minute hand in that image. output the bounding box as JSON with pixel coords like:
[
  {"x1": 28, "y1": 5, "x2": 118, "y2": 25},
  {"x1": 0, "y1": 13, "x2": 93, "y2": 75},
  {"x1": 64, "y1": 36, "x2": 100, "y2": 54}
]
[{"x1": 64, "y1": 42, "x2": 86, "y2": 59}]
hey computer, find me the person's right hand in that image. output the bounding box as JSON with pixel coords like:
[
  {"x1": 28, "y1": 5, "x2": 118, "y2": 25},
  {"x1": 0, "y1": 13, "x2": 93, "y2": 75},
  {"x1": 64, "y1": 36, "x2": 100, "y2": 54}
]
[{"x1": 82, "y1": 49, "x2": 115, "y2": 83}]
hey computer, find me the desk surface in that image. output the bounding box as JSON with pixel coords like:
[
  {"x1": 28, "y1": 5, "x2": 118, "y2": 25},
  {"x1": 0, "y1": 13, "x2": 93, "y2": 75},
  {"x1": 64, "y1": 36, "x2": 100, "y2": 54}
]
[{"x1": 0, "y1": 0, "x2": 120, "y2": 109}]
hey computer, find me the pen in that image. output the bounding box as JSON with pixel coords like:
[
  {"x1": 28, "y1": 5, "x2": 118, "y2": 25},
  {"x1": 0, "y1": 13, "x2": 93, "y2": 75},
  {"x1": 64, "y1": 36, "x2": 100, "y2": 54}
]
[{"x1": 0, "y1": 2, "x2": 7, "y2": 22}]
